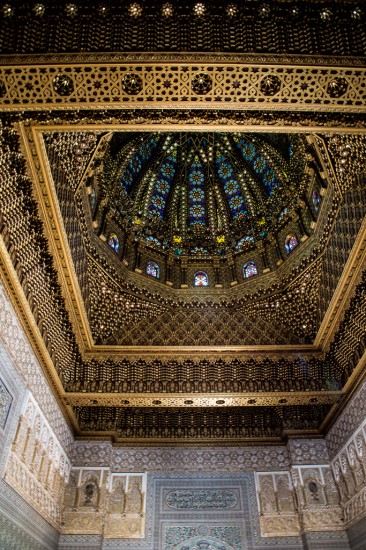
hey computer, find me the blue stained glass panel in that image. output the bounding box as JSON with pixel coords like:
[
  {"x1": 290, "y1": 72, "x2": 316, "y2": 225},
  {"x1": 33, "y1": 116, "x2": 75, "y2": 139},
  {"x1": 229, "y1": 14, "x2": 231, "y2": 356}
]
[
  {"x1": 146, "y1": 236, "x2": 162, "y2": 247},
  {"x1": 254, "y1": 156, "x2": 267, "y2": 174},
  {"x1": 216, "y1": 151, "x2": 247, "y2": 220},
  {"x1": 188, "y1": 155, "x2": 206, "y2": 226},
  {"x1": 191, "y1": 246, "x2": 208, "y2": 255},
  {"x1": 278, "y1": 207, "x2": 288, "y2": 222},
  {"x1": 108, "y1": 232, "x2": 119, "y2": 253},
  {"x1": 149, "y1": 151, "x2": 178, "y2": 219},
  {"x1": 236, "y1": 236, "x2": 255, "y2": 249},
  {"x1": 285, "y1": 234, "x2": 298, "y2": 253},
  {"x1": 234, "y1": 137, "x2": 256, "y2": 161},
  {"x1": 312, "y1": 190, "x2": 321, "y2": 212},
  {"x1": 90, "y1": 188, "x2": 96, "y2": 210},
  {"x1": 235, "y1": 138, "x2": 279, "y2": 195}
]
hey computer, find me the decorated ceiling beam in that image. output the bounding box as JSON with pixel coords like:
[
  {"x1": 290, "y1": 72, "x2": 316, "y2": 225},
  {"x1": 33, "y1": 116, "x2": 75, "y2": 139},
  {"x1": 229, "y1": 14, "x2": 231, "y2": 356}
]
[{"x1": 0, "y1": 54, "x2": 366, "y2": 113}]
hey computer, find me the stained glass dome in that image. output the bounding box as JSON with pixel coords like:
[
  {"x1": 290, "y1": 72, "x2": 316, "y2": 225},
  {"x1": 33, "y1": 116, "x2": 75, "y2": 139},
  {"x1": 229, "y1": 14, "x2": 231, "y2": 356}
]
[{"x1": 101, "y1": 132, "x2": 307, "y2": 258}]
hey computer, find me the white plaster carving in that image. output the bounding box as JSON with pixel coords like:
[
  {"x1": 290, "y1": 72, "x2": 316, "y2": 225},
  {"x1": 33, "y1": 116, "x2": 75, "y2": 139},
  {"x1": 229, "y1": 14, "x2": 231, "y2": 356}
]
[
  {"x1": 255, "y1": 466, "x2": 344, "y2": 537},
  {"x1": 327, "y1": 375, "x2": 366, "y2": 459},
  {"x1": 62, "y1": 468, "x2": 146, "y2": 538},
  {"x1": 0, "y1": 281, "x2": 73, "y2": 454},
  {"x1": 255, "y1": 471, "x2": 299, "y2": 537},
  {"x1": 3, "y1": 392, "x2": 71, "y2": 529},
  {"x1": 72, "y1": 440, "x2": 290, "y2": 471},
  {"x1": 331, "y1": 415, "x2": 366, "y2": 527}
]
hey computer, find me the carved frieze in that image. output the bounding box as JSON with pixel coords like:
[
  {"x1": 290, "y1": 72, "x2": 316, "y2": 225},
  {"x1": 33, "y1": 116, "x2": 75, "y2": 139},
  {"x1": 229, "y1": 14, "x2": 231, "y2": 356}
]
[
  {"x1": 0, "y1": 281, "x2": 74, "y2": 454},
  {"x1": 255, "y1": 471, "x2": 299, "y2": 537},
  {"x1": 0, "y1": 58, "x2": 366, "y2": 113},
  {"x1": 327, "y1": 376, "x2": 366, "y2": 458}
]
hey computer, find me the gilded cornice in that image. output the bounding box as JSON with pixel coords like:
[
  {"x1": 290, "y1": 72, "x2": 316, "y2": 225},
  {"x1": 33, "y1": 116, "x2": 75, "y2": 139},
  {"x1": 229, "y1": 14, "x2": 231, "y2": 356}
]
[
  {"x1": 65, "y1": 391, "x2": 341, "y2": 409},
  {"x1": 0, "y1": 57, "x2": 366, "y2": 113}
]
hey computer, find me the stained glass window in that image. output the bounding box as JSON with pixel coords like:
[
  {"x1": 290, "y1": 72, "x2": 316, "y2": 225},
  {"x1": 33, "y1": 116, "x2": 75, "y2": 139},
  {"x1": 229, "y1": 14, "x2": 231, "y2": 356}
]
[
  {"x1": 149, "y1": 149, "x2": 178, "y2": 219},
  {"x1": 121, "y1": 136, "x2": 158, "y2": 193},
  {"x1": 236, "y1": 236, "x2": 255, "y2": 249},
  {"x1": 234, "y1": 136, "x2": 256, "y2": 161},
  {"x1": 191, "y1": 246, "x2": 208, "y2": 255},
  {"x1": 285, "y1": 234, "x2": 298, "y2": 253},
  {"x1": 312, "y1": 190, "x2": 322, "y2": 212},
  {"x1": 278, "y1": 207, "x2": 288, "y2": 222},
  {"x1": 194, "y1": 271, "x2": 208, "y2": 287},
  {"x1": 188, "y1": 155, "x2": 206, "y2": 226},
  {"x1": 234, "y1": 136, "x2": 279, "y2": 195},
  {"x1": 146, "y1": 236, "x2": 162, "y2": 247},
  {"x1": 108, "y1": 233, "x2": 119, "y2": 253},
  {"x1": 216, "y1": 151, "x2": 247, "y2": 220},
  {"x1": 146, "y1": 261, "x2": 160, "y2": 278},
  {"x1": 243, "y1": 260, "x2": 258, "y2": 278}
]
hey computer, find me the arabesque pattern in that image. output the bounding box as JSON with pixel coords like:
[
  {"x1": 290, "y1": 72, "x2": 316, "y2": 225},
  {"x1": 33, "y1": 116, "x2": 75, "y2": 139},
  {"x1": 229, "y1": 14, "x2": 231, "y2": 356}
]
[{"x1": 0, "y1": 61, "x2": 366, "y2": 111}]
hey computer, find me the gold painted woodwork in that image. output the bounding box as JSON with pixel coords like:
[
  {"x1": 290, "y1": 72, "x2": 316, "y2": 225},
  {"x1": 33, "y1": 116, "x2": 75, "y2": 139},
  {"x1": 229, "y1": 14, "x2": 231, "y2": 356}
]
[{"x1": 0, "y1": 54, "x2": 366, "y2": 113}]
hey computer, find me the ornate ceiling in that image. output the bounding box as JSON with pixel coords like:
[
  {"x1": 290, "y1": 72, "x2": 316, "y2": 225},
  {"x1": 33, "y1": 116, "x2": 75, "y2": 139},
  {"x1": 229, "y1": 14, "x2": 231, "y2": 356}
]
[
  {"x1": 0, "y1": 0, "x2": 365, "y2": 445},
  {"x1": 0, "y1": 116, "x2": 364, "y2": 445},
  {"x1": 91, "y1": 132, "x2": 306, "y2": 257}
]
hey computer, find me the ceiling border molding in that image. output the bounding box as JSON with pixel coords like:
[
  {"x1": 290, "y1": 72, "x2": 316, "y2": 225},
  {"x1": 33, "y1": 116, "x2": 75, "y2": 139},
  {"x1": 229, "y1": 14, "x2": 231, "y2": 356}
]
[
  {"x1": 0, "y1": 56, "x2": 366, "y2": 113},
  {"x1": 64, "y1": 391, "x2": 341, "y2": 409},
  {"x1": 1, "y1": 53, "x2": 366, "y2": 66}
]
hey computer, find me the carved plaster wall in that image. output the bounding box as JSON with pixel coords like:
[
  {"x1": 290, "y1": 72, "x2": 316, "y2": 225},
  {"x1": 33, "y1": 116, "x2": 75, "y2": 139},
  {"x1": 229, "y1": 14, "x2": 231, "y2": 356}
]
[
  {"x1": 4, "y1": 391, "x2": 71, "y2": 529},
  {"x1": 0, "y1": 341, "x2": 25, "y2": 477},
  {"x1": 254, "y1": 465, "x2": 343, "y2": 539},
  {"x1": 71, "y1": 440, "x2": 290, "y2": 472},
  {"x1": 331, "y1": 415, "x2": 366, "y2": 530},
  {"x1": 291, "y1": 465, "x2": 343, "y2": 533},
  {"x1": 0, "y1": 290, "x2": 61, "y2": 549},
  {"x1": 0, "y1": 280, "x2": 74, "y2": 455},
  {"x1": 62, "y1": 469, "x2": 146, "y2": 539},
  {"x1": 327, "y1": 374, "x2": 366, "y2": 459},
  {"x1": 255, "y1": 471, "x2": 299, "y2": 537},
  {"x1": 0, "y1": 375, "x2": 12, "y2": 429}
]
